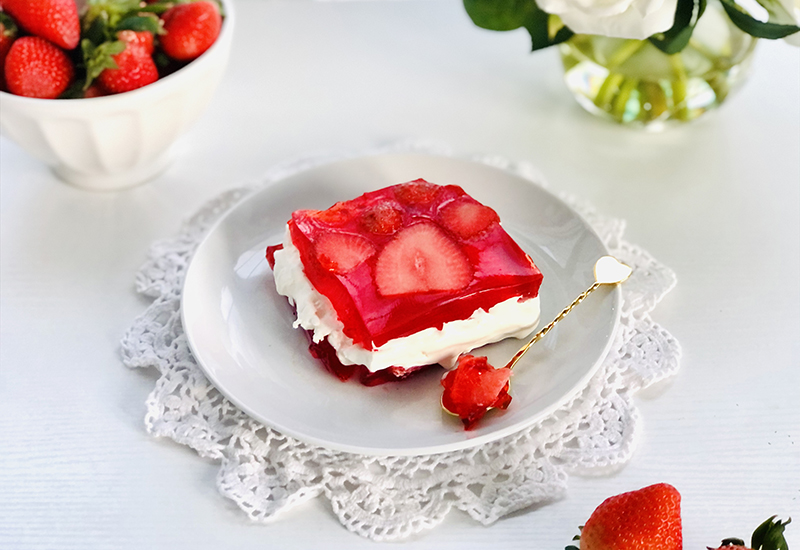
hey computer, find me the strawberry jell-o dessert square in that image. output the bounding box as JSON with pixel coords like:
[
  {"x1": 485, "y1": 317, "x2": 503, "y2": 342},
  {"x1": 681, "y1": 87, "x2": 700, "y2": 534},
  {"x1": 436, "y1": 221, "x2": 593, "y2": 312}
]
[{"x1": 266, "y1": 179, "x2": 543, "y2": 386}]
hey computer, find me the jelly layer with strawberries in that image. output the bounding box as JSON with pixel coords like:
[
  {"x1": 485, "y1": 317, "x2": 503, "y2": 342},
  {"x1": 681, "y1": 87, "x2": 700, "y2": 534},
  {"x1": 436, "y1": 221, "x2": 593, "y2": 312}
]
[
  {"x1": 276, "y1": 180, "x2": 543, "y2": 353},
  {"x1": 270, "y1": 238, "x2": 540, "y2": 372}
]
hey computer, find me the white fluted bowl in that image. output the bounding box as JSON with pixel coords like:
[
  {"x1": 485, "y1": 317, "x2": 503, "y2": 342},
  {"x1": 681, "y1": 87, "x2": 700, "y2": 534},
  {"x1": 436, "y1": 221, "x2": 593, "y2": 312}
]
[{"x1": 0, "y1": 0, "x2": 234, "y2": 191}]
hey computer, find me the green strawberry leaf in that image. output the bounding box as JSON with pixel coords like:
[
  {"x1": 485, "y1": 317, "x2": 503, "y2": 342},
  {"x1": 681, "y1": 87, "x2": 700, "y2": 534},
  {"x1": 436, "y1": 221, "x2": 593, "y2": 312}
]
[
  {"x1": 83, "y1": 16, "x2": 113, "y2": 45},
  {"x1": 720, "y1": 0, "x2": 800, "y2": 38},
  {"x1": 721, "y1": 537, "x2": 748, "y2": 546},
  {"x1": 82, "y1": 38, "x2": 126, "y2": 90},
  {"x1": 0, "y1": 12, "x2": 19, "y2": 37},
  {"x1": 85, "y1": 0, "x2": 142, "y2": 31},
  {"x1": 115, "y1": 14, "x2": 165, "y2": 35},
  {"x1": 751, "y1": 516, "x2": 791, "y2": 550},
  {"x1": 154, "y1": 51, "x2": 172, "y2": 69},
  {"x1": 59, "y1": 80, "x2": 88, "y2": 100},
  {"x1": 650, "y1": 0, "x2": 707, "y2": 54},
  {"x1": 136, "y1": 3, "x2": 177, "y2": 15}
]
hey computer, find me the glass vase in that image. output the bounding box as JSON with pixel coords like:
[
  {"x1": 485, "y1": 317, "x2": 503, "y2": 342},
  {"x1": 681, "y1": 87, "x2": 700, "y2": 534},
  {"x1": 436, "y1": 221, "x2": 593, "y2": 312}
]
[{"x1": 559, "y1": 1, "x2": 758, "y2": 129}]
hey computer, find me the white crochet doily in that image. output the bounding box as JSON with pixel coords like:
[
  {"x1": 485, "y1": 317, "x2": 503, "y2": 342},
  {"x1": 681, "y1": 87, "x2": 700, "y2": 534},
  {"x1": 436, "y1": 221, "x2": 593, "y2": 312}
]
[{"x1": 121, "y1": 142, "x2": 680, "y2": 541}]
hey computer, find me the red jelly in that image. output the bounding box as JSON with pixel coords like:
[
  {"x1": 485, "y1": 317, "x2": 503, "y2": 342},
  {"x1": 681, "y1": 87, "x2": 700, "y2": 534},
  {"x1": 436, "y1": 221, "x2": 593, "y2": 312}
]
[
  {"x1": 305, "y1": 330, "x2": 432, "y2": 386},
  {"x1": 441, "y1": 355, "x2": 512, "y2": 430},
  {"x1": 287, "y1": 180, "x2": 543, "y2": 349}
]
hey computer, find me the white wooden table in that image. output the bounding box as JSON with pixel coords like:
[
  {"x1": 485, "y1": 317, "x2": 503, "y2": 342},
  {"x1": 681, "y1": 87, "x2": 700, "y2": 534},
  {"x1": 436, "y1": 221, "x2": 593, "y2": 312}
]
[{"x1": 1, "y1": 1, "x2": 798, "y2": 548}]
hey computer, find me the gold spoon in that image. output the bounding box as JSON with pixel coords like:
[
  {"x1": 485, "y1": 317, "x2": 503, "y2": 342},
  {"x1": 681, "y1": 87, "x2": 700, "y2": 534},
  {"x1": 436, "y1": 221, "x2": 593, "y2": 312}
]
[
  {"x1": 505, "y1": 255, "x2": 633, "y2": 370},
  {"x1": 441, "y1": 256, "x2": 633, "y2": 428}
]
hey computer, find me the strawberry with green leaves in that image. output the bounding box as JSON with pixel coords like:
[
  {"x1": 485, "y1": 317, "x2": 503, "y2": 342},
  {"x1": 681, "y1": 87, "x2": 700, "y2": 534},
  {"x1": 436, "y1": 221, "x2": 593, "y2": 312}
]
[
  {"x1": 567, "y1": 483, "x2": 682, "y2": 550},
  {"x1": 160, "y1": 1, "x2": 222, "y2": 61},
  {"x1": 79, "y1": 1, "x2": 165, "y2": 94},
  {"x1": 2, "y1": 0, "x2": 80, "y2": 50},
  {"x1": 4, "y1": 36, "x2": 75, "y2": 98},
  {"x1": 708, "y1": 516, "x2": 791, "y2": 550},
  {"x1": 90, "y1": 29, "x2": 158, "y2": 94}
]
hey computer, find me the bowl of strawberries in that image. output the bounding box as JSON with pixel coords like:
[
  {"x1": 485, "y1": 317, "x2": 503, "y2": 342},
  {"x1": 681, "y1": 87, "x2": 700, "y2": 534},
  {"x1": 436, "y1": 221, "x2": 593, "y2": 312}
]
[{"x1": 0, "y1": 0, "x2": 234, "y2": 190}]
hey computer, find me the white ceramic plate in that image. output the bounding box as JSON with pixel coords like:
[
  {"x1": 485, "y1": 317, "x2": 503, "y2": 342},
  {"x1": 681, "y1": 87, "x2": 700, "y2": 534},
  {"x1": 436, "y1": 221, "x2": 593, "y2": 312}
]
[{"x1": 182, "y1": 153, "x2": 620, "y2": 456}]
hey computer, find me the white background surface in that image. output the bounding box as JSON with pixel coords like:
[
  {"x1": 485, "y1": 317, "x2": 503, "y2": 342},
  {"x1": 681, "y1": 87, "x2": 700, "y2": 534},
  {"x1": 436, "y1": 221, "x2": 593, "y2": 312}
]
[{"x1": 1, "y1": 0, "x2": 798, "y2": 548}]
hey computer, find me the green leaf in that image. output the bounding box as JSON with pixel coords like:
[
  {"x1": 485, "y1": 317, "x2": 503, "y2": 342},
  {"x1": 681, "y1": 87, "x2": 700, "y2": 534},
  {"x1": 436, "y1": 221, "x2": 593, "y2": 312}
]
[
  {"x1": 115, "y1": 14, "x2": 164, "y2": 35},
  {"x1": 154, "y1": 51, "x2": 171, "y2": 69},
  {"x1": 524, "y1": 11, "x2": 574, "y2": 51},
  {"x1": 136, "y1": 3, "x2": 175, "y2": 15},
  {"x1": 565, "y1": 546, "x2": 580, "y2": 550},
  {"x1": 59, "y1": 80, "x2": 87, "y2": 100},
  {"x1": 463, "y1": 0, "x2": 540, "y2": 31},
  {"x1": 83, "y1": 16, "x2": 112, "y2": 45},
  {"x1": 751, "y1": 516, "x2": 791, "y2": 550},
  {"x1": 462, "y1": 0, "x2": 572, "y2": 51},
  {"x1": 0, "y1": 12, "x2": 19, "y2": 37},
  {"x1": 720, "y1": 0, "x2": 800, "y2": 38},
  {"x1": 721, "y1": 538, "x2": 748, "y2": 546},
  {"x1": 85, "y1": 0, "x2": 142, "y2": 31},
  {"x1": 650, "y1": 0, "x2": 707, "y2": 54},
  {"x1": 82, "y1": 38, "x2": 126, "y2": 90}
]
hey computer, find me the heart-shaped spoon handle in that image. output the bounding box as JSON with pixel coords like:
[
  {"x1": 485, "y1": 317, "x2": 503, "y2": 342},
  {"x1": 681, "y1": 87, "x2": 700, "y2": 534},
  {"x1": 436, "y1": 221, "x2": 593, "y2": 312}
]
[{"x1": 504, "y1": 256, "x2": 632, "y2": 370}]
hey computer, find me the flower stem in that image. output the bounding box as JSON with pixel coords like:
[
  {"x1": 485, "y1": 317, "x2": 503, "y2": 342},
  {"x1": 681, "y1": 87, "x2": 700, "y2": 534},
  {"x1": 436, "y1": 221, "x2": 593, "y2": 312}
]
[
  {"x1": 669, "y1": 53, "x2": 690, "y2": 121},
  {"x1": 638, "y1": 81, "x2": 668, "y2": 121},
  {"x1": 594, "y1": 73, "x2": 624, "y2": 111},
  {"x1": 612, "y1": 77, "x2": 639, "y2": 121},
  {"x1": 606, "y1": 39, "x2": 645, "y2": 69}
]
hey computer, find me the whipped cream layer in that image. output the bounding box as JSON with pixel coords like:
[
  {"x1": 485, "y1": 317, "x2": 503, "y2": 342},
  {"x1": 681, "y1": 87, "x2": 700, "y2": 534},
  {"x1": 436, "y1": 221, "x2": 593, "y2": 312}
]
[{"x1": 272, "y1": 227, "x2": 540, "y2": 372}]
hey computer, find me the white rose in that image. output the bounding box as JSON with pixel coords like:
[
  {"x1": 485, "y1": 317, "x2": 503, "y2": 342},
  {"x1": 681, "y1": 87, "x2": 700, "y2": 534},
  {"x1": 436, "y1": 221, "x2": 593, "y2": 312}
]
[
  {"x1": 774, "y1": 0, "x2": 800, "y2": 45},
  {"x1": 535, "y1": 0, "x2": 680, "y2": 39}
]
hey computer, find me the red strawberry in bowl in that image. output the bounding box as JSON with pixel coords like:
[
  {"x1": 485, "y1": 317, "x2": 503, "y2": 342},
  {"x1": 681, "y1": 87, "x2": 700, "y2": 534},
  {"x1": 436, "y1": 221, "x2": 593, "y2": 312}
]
[
  {"x1": 2, "y1": 0, "x2": 80, "y2": 50},
  {"x1": 160, "y1": 1, "x2": 222, "y2": 61},
  {"x1": 441, "y1": 355, "x2": 512, "y2": 430},
  {"x1": 96, "y1": 30, "x2": 159, "y2": 94},
  {"x1": 0, "y1": 12, "x2": 18, "y2": 91},
  {"x1": 4, "y1": 36, "x2": 74, "y2": 99},
  {"x1": 0, "y1": 0, "x2": 234, "y2": 189}
]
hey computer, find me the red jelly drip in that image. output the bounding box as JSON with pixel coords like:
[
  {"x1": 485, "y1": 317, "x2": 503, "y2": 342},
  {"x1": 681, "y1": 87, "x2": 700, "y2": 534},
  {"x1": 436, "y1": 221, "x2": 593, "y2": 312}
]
[
  {"x1": 304, "y1": 330, "x2": 432, "y2": 386},
  {"x1": 265, "y1": 244, "x2": 283, "y2": 269},
  {"x1": 287, "y1": 180, "x2": 543, "y2": 349},
  {"x1": 441, "y1": 354, "x2": 512, "y2": 430}
]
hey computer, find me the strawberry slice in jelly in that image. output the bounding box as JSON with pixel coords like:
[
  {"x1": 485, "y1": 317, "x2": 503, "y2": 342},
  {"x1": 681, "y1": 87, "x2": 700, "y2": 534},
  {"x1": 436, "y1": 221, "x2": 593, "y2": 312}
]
[{"x1": 441, "y1": 355, "x2": 512, "y2": 430}]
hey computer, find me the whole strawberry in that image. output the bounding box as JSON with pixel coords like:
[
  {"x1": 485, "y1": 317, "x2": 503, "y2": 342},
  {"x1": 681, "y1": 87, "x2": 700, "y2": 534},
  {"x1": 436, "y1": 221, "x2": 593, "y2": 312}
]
[
  {"x1": 569, "y1": 483, "x2": 682, "y2": 550},
  {"x1": 0, "y1": 12, "x2": 18, "y2": 91},
  {"x1": 4, "y1": 36, "x2": 74, "y2": 98},
  {"x1": 159, "y1": 1, "x2": 222, "y2": 61},
  {"x1": 97, "y1": 31, "x2": 158, "y2": 94},
  {"x1": 3, "y1": 0, "x2": 80, "y2": 50},
  {"x1": 707, "y1": 516, "x2": 791, "y2": 550}
]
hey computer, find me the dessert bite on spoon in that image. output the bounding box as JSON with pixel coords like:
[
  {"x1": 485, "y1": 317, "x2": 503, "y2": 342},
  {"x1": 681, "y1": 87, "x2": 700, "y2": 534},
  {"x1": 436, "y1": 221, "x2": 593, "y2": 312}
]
[{"x1": 441, "y1": 256, "x2": 633, "y2": 430}]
